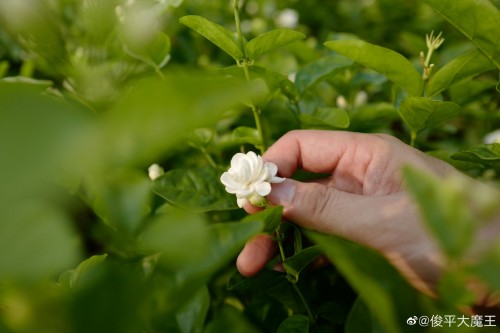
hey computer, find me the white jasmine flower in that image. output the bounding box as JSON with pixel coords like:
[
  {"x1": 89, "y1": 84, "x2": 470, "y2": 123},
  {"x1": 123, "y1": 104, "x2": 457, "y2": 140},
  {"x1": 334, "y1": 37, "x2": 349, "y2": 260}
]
[
  {"x1": 148, "y1": 163, "x2": 164, "y2": 180},
  {"x1": 336, "y1": 95, "x2": 348, "y2": 109},
  {"x1": 484, "y1": 129, "x2": 500, "y2": 144},
  {"x1": 354, "y1": 90, "x2": 368, "y2": 107},
  {"x1": 220, "y1": 151, "x2": 285, "y2": 208},
  {"x1": 275, "y1": 8, "x2": 299, "y2": 29}
]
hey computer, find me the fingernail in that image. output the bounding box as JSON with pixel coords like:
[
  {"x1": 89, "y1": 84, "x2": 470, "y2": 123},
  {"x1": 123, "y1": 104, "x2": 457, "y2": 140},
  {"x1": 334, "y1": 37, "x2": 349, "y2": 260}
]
[{"x1": 268, "y1": 179, "x2": 296, "y2": 206}]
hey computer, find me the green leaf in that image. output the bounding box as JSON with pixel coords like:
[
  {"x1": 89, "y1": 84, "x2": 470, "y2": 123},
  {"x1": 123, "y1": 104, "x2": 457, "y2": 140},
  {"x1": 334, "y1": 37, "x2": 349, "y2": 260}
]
[
  {"x1": 472, "y1": 243, "x2": 500, "y2": 291},
  {"x1": 227, "y1": 270, "x2": 283, "y2": 291},
  {"x1": 179, "y1": 15, "x2": 244, "y2": 61},
  {"x1": 295, "y1": 55, "x2": 353, "y2": 94},
  {"x1": 122, "y1": 32, "x2": 171, "y2": 69},
  {"x1": 172, "y1": 221, "x2": 264, "y2": 308},
  {"x1": 139, "y1": 212, "x2": 210, "y2": 269},
  {"x1": 437, "y1": 271, "x2": 475, "y2": 306},
  {"x1": 427, "y1": 48, "x2": 496, "y2": 97},
  {"x1": 403, "y1": 166, "x2": 475, "y2": 258},
  {"x1": 246, "y1": 29, "x2": 306, "y2": 60},
  {"x1": 277, "y1": 315, "x2": 309, "y2": 333},
  {"x1": 0, "y1": 61, "x2": 9, "y2": 78},
  {"x1": 146, "y1": 32, "x2": 171, "y2": 68},
  {"x1": 69, "y1": 254, "x2": 108, "y2": 289},
  {"x1": 151, "y1": 166, "x2": 238, "y2": 212},
  {"x1": 86, "y1": 169, "x2": 152, "y2": 234},
  {"x1": 187, "y1": 128, "x2": 215, "y2": 149},
  {"x1": 449, "y1": 78, "x2": 497, "y2": 105},
  {"x1": 205, "y1": 305, "x2": 261, "y2": 333},
  {"x1": 241, "y1": 206, "x2": 284, "y2": 233},
  {"x1": 425, "y1": 0, "x2": 500, "y2": 69},
  {"x1": 345, "y1": 298, "x2": 372, "y2": 333},
  {"x1": 102, "y1": 72, "x2": 265, "y2": 166},
  {"x1": 282, "y1": 246, "x2": 323, "y2": 283},
  {"x1": 324, "y1": 39, "x2": 422, "y2": 96},
  {"x1": 398, "y1": 97, "x2": 460, "y2": 134},
  {"x1": 232, "y1": 126, "x2": 262, "y2": 146},
  {"x1": 450, "y1": 144, "x2": 500, "y2": 169},
  {"x1": 0, "y1": 203, "x2": 80, "y2": 281},
  {"x1": 176, "y1": 286, "x2": 210, "y2": 333},
  {"x1": 1, "y1": 76, "x2": 53, "y2": 89},
  {"x1": 299, "y1": 107, "x2": 350, "y2": 129},
  {"x1": 163, "y1": 0, "x2": 183, "y2": 8},
  {"x1": 307, "y1": 231, "x2": 428, "y2": 333}
]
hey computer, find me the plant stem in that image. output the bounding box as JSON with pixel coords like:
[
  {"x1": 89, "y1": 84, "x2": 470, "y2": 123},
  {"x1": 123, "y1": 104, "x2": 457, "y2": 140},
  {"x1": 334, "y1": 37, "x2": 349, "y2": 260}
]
[
  {"x1": 275, "y1": 224, "x2": 316, "y2": 325},
  {"x1": 410, "y1": 131, "x2": 417, "y2": 147},
  {"x1": 292, "y1": 283, "x2": 316, "y2": 324},
  {"x1": 233, "y1": 0, "x2": 245, "y2": 52},
  {"x1": 232, "y1": 0, "x2": 267, "y2": 154},
  {"x1": 201, "y1": 148, "x2": 217, "y2": 168}
]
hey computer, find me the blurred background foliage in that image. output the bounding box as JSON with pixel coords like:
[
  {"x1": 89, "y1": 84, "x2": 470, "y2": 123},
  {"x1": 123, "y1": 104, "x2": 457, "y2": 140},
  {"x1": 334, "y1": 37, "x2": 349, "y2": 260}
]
[{"x1": 0, "y1": 0, "x2": 499, "y2": 332}]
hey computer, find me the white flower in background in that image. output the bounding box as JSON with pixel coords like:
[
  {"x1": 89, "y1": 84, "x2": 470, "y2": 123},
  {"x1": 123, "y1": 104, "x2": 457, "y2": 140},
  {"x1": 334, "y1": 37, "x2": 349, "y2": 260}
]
[
  {"x1": 148, "y1": 163, "x2": 164, "y2": 180},
  {"x1": 220, "y1": 151, "x2": 285, "y2": 208},
  {"x1": 275, "y1": 8, "x2": 299, "y2": 29},
  {"x1": 336, "y1": 95, "x2": 348, "y2": 109},
  {"x1": 354, "y1": 90, "x2": 368, "y2": 107},
  {"x1": 484, "y1": 129, "x2": 500, "y2": 144}
]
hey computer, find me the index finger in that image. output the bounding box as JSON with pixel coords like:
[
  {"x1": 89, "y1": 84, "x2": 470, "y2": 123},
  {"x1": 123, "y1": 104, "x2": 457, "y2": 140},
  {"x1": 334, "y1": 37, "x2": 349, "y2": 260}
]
[{"x1": 263, "y1": 130, "x2": 372, "y2": 177}]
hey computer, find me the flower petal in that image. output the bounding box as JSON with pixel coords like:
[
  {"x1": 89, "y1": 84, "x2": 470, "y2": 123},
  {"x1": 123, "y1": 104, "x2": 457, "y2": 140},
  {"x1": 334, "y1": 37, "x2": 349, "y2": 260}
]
[
  {"x1": 237, "y1": 197, "x2": 248, "y2": 208},
  {"x1": 264, "y1": 162, "x2": 278, "y2": 180},
  {"x1": 270, "y1": 176, "x2": 286, "y2": 183},
  {"x1": 254, "y1": 181, "x2": 271, "y2": 196}
]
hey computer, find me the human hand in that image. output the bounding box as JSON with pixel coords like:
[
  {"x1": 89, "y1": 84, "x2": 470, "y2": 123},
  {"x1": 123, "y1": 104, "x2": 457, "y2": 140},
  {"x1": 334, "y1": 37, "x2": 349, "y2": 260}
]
[{"x1": 237, "y1": 130, "x2": 458, "y2": 294}]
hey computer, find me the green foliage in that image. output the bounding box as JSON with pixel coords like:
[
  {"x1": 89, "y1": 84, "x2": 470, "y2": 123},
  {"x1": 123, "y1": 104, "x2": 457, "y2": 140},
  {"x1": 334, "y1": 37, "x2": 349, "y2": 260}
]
[
  {"x1": 152, "y1": 166, "x2": 238, "y2": 212},
  {"x1": 427, "y1": 48, "x2": 496, "y2": 97},
  {"x1": 180, "y1": 15, "x2": 244, "y2": 61},
  {"x1": 1, "y1": 0, "x2": 499, "y2": 332},
  {"x1": 398, "y1": 97, "x2": 461, "y2": 142},
  {"x1": 425, "y1": 0, "x2": 500, "y2": 69},
  {"x1": 324, "y1": 39, "x2": 422, "y2": 96},
  {"x1": 451, "y1": 144, "x2": 500, "y2": 169},
  {"x1": 246, "y1": 29, "x2": 306, "y2": 60},
  {"x1": 277, "y1": 315, "x2": 309, "y2": 333}
]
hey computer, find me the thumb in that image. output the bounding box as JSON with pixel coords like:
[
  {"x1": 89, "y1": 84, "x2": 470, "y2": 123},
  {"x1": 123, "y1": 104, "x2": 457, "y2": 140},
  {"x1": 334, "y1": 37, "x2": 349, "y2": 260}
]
[{"x1": 267, "y1": 179, "x2": 380, "y2": 240}]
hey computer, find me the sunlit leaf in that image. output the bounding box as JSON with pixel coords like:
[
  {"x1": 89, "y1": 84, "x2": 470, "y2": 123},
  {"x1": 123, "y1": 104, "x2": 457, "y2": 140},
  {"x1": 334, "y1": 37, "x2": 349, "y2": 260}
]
[
  {"x1": 180, "y1": 15, "x2": 244, "y2": 61},
  {"x1": 427, "y1": 48, "x2": 496, "y2": 97},
  {"x1": 324, "y1": 40, "x2": 422, "y2": 96},
  {"x1": 425, "y1": 0, "x2": 500, "y2": 69},
  {"x1": 246, "y1": 29, "x2": 305, "y2": 60},
  {"x1": 450, "y1": 144, "x2": 500, "y2": 169},
  {"x1": 398, "y1": 97, "x2": 460, "y2": 134}
]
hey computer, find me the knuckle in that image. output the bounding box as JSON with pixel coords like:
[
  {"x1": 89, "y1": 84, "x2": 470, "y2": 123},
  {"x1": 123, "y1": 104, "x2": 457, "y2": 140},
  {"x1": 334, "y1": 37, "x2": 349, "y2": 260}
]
[{"x1": 302, "y1": 184, "x2": 335, "y2": 222}]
